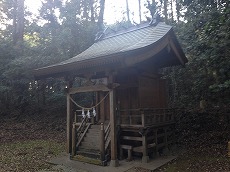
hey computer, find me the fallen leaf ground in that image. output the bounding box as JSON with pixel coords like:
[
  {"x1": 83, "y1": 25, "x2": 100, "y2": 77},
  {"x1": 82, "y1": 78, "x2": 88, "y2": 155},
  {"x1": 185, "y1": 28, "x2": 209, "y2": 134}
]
[
  {"x1": 1, "y1": 110, "x2": 230, "y2": 172},
  {"x1": 154, "y1": 110, "x2": 230, "y2": 172},
  {"x1": 0, "y1": 112, "x2": 66, "y2": 172}
]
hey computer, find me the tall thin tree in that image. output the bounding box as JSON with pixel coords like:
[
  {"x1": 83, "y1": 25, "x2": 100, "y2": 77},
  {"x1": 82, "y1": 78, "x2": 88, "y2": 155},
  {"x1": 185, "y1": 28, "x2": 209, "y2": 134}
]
[
  {"x1": 13, "y1": 0, "x2": 25, "y2": 47},
  {"x1": 138, "y1": 0, "x2": 141, "y2": 23},
  {"x1": 126, "y1": 0, "x2": 130, "y2": 22},
  {"x1": 163, "y1": 0, "x2": 168, "y2": 22},
  {"x1": 170, "y1": 0, "x2": 174, "y2": 22},
  {"x1": 98, "y1": 0, "x2": 105, "y2": 31}
]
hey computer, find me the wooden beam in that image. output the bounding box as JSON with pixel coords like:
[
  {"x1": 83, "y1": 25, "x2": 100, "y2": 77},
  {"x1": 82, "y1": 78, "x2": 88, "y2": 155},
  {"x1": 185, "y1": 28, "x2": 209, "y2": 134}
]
[
  {"x1": 69, "y1": 84, "x2": 110, "y2": 94},
  {"x1": 124, "y1": 35, "x2": 169, "y2": 67},
  {"x1": 122, "y1": 136, "x2": 143, "y2": 141},
  {"x1": 169, "y1": 40, "x2": 185, "y2": 65}
]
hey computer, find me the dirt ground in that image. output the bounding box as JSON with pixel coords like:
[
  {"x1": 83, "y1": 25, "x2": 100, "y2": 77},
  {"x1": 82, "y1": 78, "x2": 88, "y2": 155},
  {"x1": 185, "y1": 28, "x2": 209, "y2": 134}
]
[
  {"x1": 1, "y1": 111, "x2": 230, "y2": 172},
  {"x1": 0, "y1": 112, "x2": 66, "y2": 171}
]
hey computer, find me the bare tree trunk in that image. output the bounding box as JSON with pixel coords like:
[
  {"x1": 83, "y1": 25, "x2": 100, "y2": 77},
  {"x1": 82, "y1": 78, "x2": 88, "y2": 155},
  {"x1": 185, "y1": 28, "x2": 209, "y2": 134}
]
[
  {"x1": 13, "y1": 0, "x2": 18, "y2": 45},
  {"x1": 17, "y1": 0, "x2": 24, "y2": 44},
  {"x1": 90, "y1": 0, "x2": 95, "y2": 22},
  {"x1": 12, "y1": 0, "x2": 24, "y2": 52},
  {"x1": 126, "y1": 0, "x2": 130, "y2": 22},
  {"x1": 138, "y1": 0, "x2": 141, "y2": 23},
  {"x1": 176, "y1": 0, "x2": 181, "y2": 22},
  {"x1": 170, "y1": 0, "x2": 174, "y2": 22},
  {"x1": 163, "y1": 0, "x2": 168, "y2": 23},
  {"x1": 98, "y1": 0, "x2": 105, "y2": 31}
]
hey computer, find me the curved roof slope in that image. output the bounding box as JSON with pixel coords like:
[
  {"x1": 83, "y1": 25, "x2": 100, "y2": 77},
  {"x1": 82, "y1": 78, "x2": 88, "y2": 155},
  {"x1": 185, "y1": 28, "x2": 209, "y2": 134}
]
[
  {"x1": 34, "y1": 22, "x2": 187, "y2": 78},
  {"x1": 59, "y1": 22, "x2": 171, "y2": 65}
]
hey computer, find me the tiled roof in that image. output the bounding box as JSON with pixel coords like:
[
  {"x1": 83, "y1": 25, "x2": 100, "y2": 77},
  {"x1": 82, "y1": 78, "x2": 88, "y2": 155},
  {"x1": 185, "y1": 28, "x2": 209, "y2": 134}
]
[
  {"x1": 58, "y1": 22, "x2": 171, "y2": 66},
  {"x1": 34, "y1": 22, "x2": 187, "y2": 78}
]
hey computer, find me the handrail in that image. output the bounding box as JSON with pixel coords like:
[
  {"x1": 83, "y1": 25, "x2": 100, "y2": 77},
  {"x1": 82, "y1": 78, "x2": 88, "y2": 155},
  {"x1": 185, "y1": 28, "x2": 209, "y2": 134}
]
[
  {"x1": 75, "y1": 117, "x2": 91, "y2": 148},
  {"x1": 104, "y1": 122, "x2": 111, "y2": 150},
  {"x1": 119, "y1": 108, "x2": 176, "y2": 127},
  {"x1": 77, "y1": 116, "x2": 87, "y2": 133},
  {"x1": 105, "y1": 122, "x2": 111, "y2": 136},
  {"x1": 76, "y1": 123, "x2": 91, "y2": 147},
  {"x1": 99, "y1": 122, "x2": 111, "y2": 163}
]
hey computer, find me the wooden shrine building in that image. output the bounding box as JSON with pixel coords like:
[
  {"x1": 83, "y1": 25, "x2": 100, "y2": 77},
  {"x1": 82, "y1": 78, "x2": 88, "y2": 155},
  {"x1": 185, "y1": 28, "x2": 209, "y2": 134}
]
[{"x1": 34, "y1": 21, "x2": 187, "y2": 167}]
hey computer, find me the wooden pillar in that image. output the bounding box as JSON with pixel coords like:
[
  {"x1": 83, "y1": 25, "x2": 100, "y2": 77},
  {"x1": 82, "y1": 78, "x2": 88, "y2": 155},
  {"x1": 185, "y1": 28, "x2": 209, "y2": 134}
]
[
  {"x1": 154, "y1": 129, "x2": 159, "y2": 158},
  {"x1": 109, "y1": 74, "x2": 119, "y2": 167},
  {"x1": 163, "y1": 127, "x2": 169, "y2": 154},
  {"x1": 100, "y1": 123, "x2": 105, "y2": 162},
  {"x1": 142, "y1": 135, "x2": 149, "y2": 163},
  {"x1": 141, "y1": 111, "x2": 145, "y2": 127},
  {"x1": 100, "y1": 92, "x2": 105, "y2": 122},
  {"x1": 67, "y1": 92, "x2": 72, "y2": 154},
  {"x1": 72, "y1": 123, "x2": 76, "y2": 156},
  {"x1": 66, "y1": 78, "x2": 73, "y2": 154},
  {"x1": 96, "y1": 92, "x2": 99, "y2": 122}
]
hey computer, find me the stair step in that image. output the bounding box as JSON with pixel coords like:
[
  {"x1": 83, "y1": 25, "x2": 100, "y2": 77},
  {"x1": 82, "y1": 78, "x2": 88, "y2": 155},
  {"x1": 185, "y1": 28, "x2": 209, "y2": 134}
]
[
  {"x1": 77, "y1": 149, "x2": 101, "y2": 159},
  {"x1": 86, "y1": 131, "x2": 100, "y2": 134},
  {"x1": 81, "y1": 140, "x2": 100, "y2": 146},
  {"x1": 85, "y1": 134, "x2": 100, "y2": 138},
  {"x1": 86, "y1": 134, "x2": 100, "y2": 137},
  {"x1": 83, "y1": 136, "x2": 100, "y2": 142},
  {"x1": 86, "y1": 131, "x2": 100, "y2": 135},
  {"x1": 72, "y1": 155, "x2": 102, "y2": 166},
  {"x1": 90, "y1": 125, "x2": 101, "y2": 129},
  {"x1": 87, "y1": 129, "x2": 100, "y2": 133},
  {"x1": 78, "y1": 145, "x2": 99, "y2": 150}
]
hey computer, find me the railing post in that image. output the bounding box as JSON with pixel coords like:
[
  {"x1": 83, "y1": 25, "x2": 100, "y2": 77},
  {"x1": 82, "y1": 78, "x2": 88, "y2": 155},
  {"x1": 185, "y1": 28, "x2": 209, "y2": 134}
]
[
  {"x1": 141, "y1": 111, "x2": 145, "y2": 127},
  {"x1": 72, "y1": 123, "x2": 76, "y2": 156},
  {"x1": 92, "y1": 116, "x2": 95, "y2": 124},
  {"x1": 142, "y1": 134, "x2": 149, "y2": 163},
  {"x1": 74, "y1": 111, "x2": 77, "y2": 123},
  {"x1": 100, "y1": 123, "x2": 105, "y2": 162}
]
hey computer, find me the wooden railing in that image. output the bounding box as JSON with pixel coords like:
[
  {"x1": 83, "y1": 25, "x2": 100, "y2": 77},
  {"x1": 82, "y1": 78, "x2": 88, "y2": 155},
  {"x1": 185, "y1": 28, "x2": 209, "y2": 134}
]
[
  {"x1": 72, "y1": 116, "x2": 91, "y2": 156},
  {"x1": 100, "y1": 122, "x2": 111, "y2": 164},
  {"x1": 119, "y1": 108, "x2": 176, "y2": 127},
  {"x1": 104, "y1": 122, "x2": 111, "y2": 150}
]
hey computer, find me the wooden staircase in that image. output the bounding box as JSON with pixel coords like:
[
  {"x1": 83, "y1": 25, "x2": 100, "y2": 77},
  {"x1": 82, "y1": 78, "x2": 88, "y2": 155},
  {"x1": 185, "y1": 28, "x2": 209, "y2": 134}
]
[
  {"x1": 71, "y1": 122, "x2": 111, "y2": 166},
  {"x1": 77, "y1": 125, "x2": 101, "y2": 159}
]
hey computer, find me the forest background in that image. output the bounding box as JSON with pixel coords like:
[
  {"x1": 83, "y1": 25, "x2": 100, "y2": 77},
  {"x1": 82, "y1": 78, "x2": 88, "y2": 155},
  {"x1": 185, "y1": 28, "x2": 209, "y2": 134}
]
[{"x1": 0, "y1": 0, "x2": 229, "y2": 117}]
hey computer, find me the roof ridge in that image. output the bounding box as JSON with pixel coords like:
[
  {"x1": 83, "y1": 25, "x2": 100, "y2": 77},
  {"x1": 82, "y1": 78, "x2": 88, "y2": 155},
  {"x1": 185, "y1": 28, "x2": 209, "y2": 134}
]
[
  {"x1": 102, "y1": 23, "x2": 150, "y2": 40},
  {"x1": 96, "y1": 13, "x2": 163, "y2": 41}
]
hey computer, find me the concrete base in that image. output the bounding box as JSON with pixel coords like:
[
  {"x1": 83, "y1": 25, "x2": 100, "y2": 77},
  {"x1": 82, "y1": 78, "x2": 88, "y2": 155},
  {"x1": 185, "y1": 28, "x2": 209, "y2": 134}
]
[
  {"x1": 142, "y1": 156, "x2": 149, "y2": 163},
  {"x1": 110, "y1": 159, "x2": 119, "y2": 167}
]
